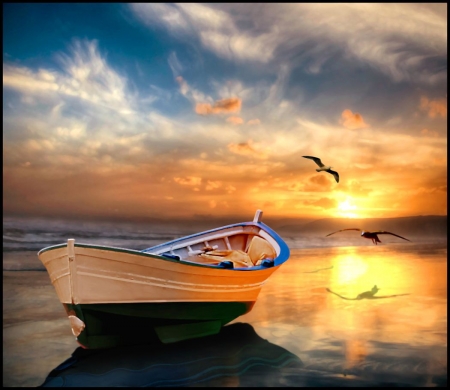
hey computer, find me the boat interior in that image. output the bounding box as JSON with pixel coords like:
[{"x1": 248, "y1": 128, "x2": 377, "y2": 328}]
[{"x1": 143, "y1": 225, "x2": 279, "y2": 269}]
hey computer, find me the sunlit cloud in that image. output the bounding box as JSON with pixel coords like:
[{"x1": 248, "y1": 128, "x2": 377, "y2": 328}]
[
  {"x1": 3, "y1": 4, "x2": 447, "y2": 221},
  {"x1": 421, "y1": 128, "x2": 440, "y2": 138},
  {"x1": 195, "y1": 97, "x2": 241, "y2": 115},
  {"x1": 340, "y1": 109, "x2": 369, "y2": 130},
  {"x1": 225, "y1": 185, "x2": 236, "y2": 194},
  {"x1": 227, "y1": 140, "x2": 268, "y2": 159},
  {"x1": 173, "y1": 176, "x2": 202, "y2": 186},
  {"x1": 304, "y1": 197, "x2": 338, "y2": 210},
  {"x1": 419, "y1": 96, "x2": 447, "y2": 118},
  {"x1": 226, "y1": 116, "x2": 244, "y2": 125},
  {"x1": 303, "y1": 175, "x2": 334, "y2": 192},
  {"x1": 205, "y1": 180, "x2": 222, "y2": 190},
  {"x1": 343, "y1": 180, "x2": 373, "y2": 197}
]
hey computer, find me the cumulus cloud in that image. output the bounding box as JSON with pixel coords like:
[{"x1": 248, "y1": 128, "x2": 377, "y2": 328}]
[
  {"x1": 419, "y1": 96, "x2": 447, "y2": 118},
  {"x1": 195, "y1": 97, "x2": 241, "y2": 115},
  {"x1": 340, "y1": 109, "x2": 369, "y2": 130}
]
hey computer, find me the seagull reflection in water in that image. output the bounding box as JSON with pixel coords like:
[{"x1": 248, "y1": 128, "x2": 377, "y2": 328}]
[{"x1": 326, "y1": 285, "x2": 410, "y2": 300}]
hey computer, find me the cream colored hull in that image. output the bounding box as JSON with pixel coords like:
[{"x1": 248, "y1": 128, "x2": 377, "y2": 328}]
[{"x1": 38, "y1": 244, "x2": 279, "y2": 305}]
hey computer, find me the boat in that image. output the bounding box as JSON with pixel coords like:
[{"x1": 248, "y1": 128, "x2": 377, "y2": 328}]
[{"x1": 37, "y1": 210, "x2": 290, "y2": 349}]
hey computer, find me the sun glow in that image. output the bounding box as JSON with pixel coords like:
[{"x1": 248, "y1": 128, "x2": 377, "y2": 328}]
[{"x1": 337, "y1": 199, "x2": 358, "y2": 218}]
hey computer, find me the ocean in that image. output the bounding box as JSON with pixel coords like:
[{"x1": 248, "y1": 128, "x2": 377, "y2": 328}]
[{"x1": 2, "y1": 216, "x2": 447, "y2": 387}]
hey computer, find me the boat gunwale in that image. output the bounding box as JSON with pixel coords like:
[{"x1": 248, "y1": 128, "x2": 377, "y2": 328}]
[{"x1": 37, "y1": 221, "x2": 290, "y2": 272}]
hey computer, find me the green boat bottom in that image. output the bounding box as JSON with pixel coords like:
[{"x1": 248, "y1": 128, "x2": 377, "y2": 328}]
[{"x1": 63, "y1": 301, "x2": 255, "y2": 349}]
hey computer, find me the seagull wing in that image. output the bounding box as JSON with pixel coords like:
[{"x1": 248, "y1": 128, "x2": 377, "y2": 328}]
[
  {"x1": 326, "y1": 228, "x2": 361, "y2": 237},
  {"x1": 373, "y1": 231, "x2": 411, "y2": 241},
  {"x1": 302, "y1": 155, "x2": 324, "y2": 167},
  {"x1": 327, "y1": 169, "x2": 339, "y2": 183}
]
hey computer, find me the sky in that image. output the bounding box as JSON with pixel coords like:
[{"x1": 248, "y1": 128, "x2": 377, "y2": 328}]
[{"x1": 3, "y1": 3, "x2": 447, "y2": 223}]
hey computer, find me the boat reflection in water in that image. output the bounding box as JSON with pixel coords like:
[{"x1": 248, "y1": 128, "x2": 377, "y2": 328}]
[{"x1": 40, "y1": 322, "x2": 303, "y2": 387}]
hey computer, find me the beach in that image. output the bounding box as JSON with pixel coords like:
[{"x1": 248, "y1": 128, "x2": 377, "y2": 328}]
[
  {"x1": 3, "y1": 242, "x2": 447, "y2": 387},
  {"x1": 3, "y1": 251, "x2": 76, "y2": 387}
]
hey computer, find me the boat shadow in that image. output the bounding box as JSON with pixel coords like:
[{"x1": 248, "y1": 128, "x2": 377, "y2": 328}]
[{"x1": 39, "y1": 322, "x2": 304, "y2": 387}]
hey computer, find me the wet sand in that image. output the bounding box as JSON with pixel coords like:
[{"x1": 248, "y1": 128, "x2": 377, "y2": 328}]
[
  {"x1": 3, "y1": 251, "x2": 77, "y2": 387},
  {"x1": 3, "y1": 245, "x2": 448, "y2": 387}
]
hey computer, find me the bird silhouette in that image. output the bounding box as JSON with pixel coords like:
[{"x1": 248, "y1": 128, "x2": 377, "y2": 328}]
[
  {"x1": 302, "y1": 156, "x2": 339, "y2": 183},
  {"x1": 326, "y1": 228, "x2": 411, "y2": 245}
]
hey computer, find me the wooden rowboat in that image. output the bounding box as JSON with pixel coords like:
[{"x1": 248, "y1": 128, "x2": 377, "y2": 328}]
[{"x1": 38, "y1": 210, "x2": 290, "y2": 349}]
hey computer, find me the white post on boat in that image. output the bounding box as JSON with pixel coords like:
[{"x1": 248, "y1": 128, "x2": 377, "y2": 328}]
[
  {"x1": 68, "y1": 239, "x2": 75, "y2": 261},
  {"x1": 253, "y1": 209, "x2": 263, "y2": 223},
  {"x1": 67, "y1": 239, "x2": 76, "y2": 304}
]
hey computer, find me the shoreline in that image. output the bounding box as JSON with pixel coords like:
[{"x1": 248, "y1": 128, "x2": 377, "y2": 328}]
[{"x1": 3, "y1": 252, "x2": 77, "y2": 387}]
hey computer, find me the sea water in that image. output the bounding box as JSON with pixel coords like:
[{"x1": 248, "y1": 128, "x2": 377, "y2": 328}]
[{"x1": 3, "y1": 217, "x2": 447, "y2": 386}]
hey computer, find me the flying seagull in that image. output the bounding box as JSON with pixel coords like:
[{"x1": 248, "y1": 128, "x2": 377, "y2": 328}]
[
  {"x1": 326, "y1": 228, "x2": 411, "y2": 245},
  {"x1": 302, "y1": 156, "x2": 339, "y2": 183}
]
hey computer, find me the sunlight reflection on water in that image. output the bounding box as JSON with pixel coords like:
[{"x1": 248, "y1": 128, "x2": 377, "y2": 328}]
[{"x1": 233, "y1": 243, "x2": 447, "y2": 386}]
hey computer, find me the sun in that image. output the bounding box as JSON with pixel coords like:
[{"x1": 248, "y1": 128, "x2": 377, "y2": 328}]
[{"x1": 337, "y1": 199, "x2": 358, "y2": 218}]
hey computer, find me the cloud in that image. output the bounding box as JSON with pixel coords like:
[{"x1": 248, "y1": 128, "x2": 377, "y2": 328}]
[
  {"x1": 173, "y1": 176, "x2": 202, "y2": 186},
  {"x1": 3, "y1": 39, "x2": 136, "y2": 116},
  {"x1": 225, "y1": 185, "x2": 236, "y2": 194},
  {"x1": 195, "y1": 97, "x2": 241, "y2": 115},
  {"x1": 129, "y1": 3, "x2": 277, "y2": 63},
  {"x1": 303, "y1": 174, "x2": 334, "y2": 192},
  {"x1": 421, "y1": 128, "x2": 440, "y2": 138},
  {"x1": 175, "y1": 76, "x2": 210, "y2": 105},
  {"x1": 227, "y1": 140, "x2": 268, "y2": 159},
  {"x1": 340, "y1": 180, "x2": 373, "y2": 196},
  {"x1": 129, "y1": 4, "x2": 447, "y2": 84},
  {"x1": 226, "y1": 116, "x2": 244, "y2": 125},
  {"x1": 205, "y1": 180, "x2": 222, "y2": 190},
  {"x1": 340, "y1": 109, "x2": 369, "y2": 130},
  {"x1": 419, "y1": 96, "x2": 447, "y2": 118},
  {"x1": 175, "y1": 76, "x2": 189, "y2": 96},
  {"x1": 303, "y1": 197, "x2": 337, "y2": 210},
  {"x1": 247, "y1": 119, "x2": 261, "y2": 125},
  {"x1": 168, "y1": 51, "x2": 184, "y2": 77}
]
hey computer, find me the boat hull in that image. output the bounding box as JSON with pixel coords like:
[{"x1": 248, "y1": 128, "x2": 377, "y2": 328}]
[
  {"x1": 38, "y1": 244, "x2": 277, "y2": 348},
  {"x1": 37, "y1": 212, "x2": 290, "y2": 348},
  {"x1": 63, "y1": 301, "x2": 254, "y2": 348},
  {"x1": 38, "y1": 244, "x2": 278, "y2": 304}
]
